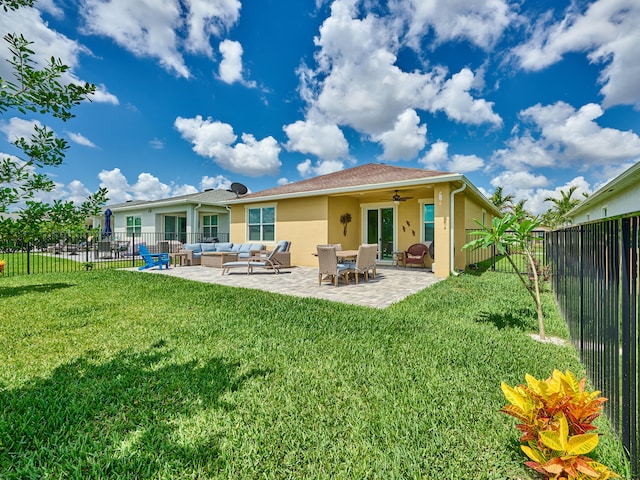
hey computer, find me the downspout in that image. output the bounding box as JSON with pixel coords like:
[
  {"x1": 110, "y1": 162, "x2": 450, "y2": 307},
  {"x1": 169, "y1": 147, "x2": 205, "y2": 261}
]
[
  {"x1": 193, "y1": 203, "x2": 202, "y2": 239},
  {"x1": 450, "y1": 182, "x2": 467, "y2": 276}
]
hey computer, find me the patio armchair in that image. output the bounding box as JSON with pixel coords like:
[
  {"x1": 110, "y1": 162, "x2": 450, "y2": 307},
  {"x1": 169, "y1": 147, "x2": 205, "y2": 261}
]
[
  {"x1": 346, "y1": 244, "x2": 378, "y2": 284},
  {"x1": 138, "y1": 244, "x2": 170, "y2": 270},
  {"x1": 316, "y1": 245, "x2": 350, "y2": 287},
  {"x1": 403, "y1": 243, "x2": 430, "y2": 268}
]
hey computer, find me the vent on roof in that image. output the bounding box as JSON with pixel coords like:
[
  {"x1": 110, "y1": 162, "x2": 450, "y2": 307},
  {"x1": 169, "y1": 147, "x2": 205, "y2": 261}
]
[{"x1": 204, "y1": 188, "x2": 213, "y2": 192}]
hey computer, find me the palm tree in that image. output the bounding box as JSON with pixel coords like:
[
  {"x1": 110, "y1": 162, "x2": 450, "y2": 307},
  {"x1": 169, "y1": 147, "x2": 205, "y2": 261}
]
[
  {"x1": 490, "y1": 186, "x2": 515, "y2": 214},
  {"x1": 543, "y1": 186, "x2": 581, "y2": 228}
]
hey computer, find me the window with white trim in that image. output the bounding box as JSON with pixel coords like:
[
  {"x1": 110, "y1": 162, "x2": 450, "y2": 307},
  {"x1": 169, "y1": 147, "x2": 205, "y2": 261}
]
[
  {"x1": 248, "y1": 206, "x2": 275, "y2": 241},
  {"x1": 202, "y1": 215, "x2": 218, "y2": 238},
  {"x1": 423, "y1": 204, "x2": 434, "y2": 242},
  {"x1": 126, "y1": 216, "x2": 141, "y2": 237}
]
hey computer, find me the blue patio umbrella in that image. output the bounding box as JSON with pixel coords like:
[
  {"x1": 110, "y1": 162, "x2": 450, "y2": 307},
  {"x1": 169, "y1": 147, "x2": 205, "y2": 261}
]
[{"x1": 103, "y1": 209, "x2": 112, "y2": 237}]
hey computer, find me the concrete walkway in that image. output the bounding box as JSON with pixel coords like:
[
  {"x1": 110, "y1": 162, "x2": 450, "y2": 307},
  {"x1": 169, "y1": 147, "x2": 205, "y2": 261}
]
[{"x1": 133, "y1": 264, "x2": 443, "y2": 309}]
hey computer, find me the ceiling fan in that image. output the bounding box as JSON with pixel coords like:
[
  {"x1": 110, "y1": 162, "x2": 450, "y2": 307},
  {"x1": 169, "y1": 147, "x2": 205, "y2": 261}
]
[{"x1": 392, "y1": 190, "x2": 413, "y2": 202}]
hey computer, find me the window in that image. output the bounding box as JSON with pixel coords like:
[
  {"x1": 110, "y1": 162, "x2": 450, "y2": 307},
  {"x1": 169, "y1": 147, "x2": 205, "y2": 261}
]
[
  {"x1": 202, "y1": 215, "x2": 218, "y2": 238},
  {"x1": 126, "y1": 216, "x2": 141, "y2": 237},
  {"x1": 248, "y1": 206, "x2": 275, "y2": 241},
  {"x1": 423, "y1": 204, "x2": 434, "y2": 242}
]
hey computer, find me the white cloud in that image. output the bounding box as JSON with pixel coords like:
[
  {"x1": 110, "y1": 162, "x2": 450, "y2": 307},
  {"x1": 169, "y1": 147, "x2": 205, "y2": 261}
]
[
  {"x1": 372, "y1": 109, "x2": 427, "y2": 161},
  {"x1": 418, "y1": 140, "x2": 484, "y2": 173},
  {"x1": 297, "y1": 158, "x2": 345, "y2": 178},
  {"x1": 172, "y1": 184, "x2": 200, "y2": 196},
  {"x1": 149, "y1": 138, "x2": 165, "y2": 149},
  {"x1": 218, "y1": 39, "x2": 246, "y2": 84},
  {"x1": 513, "y1": 0, "x2": 640, "y2": 108},
  {"x1": 283, "y1": 120, "x2": 349, "y2": 160},
  {"x1": 521, "y1": 102, "x2": 640, "y2": 162},
  {"x1": 184, "y1": 0, "x2": 241, "y2": 56},
  {"x1": 491, "y1": 170, "x2": 549, "y2": 191},
  {"x1": 174, "y1": 115, "x2": 282, "y2": 176},
  {"x1": 488, "y1": 171, "x2": 591, "y2": 215},
  {"x1": 67, "y1": 131, "x2": 97, "y2": 148},
  {"x1": 296, "y1": 0, "x2": 502, "y2": 159},
  {"x1": 431, "y1": 68, "x2": 502, "y2": 126},
  {"x1": 98, "y1": 168, "x2": 132, "y2": 203},
  {"x1": 419, "y1": 140, "x2": 449, "y2": 170},
  {"x1": 0, "y1": 7, "x2": 119, "y2": 105},
  {"x1": 390, "y1": 0, "x2": 516, "y2": 51},
  {"x1": 79, "y1": 0, "x2": 241, "y2": 79},
  {"x1": 200, "y1": 175, "x2": 232, "y2": 191},
  {"x1": 0, "y1": 118, "x2": 42, "y2": 142},
  {"x1": 447, "y1": 154, "x2": 484, "y2": 173}
]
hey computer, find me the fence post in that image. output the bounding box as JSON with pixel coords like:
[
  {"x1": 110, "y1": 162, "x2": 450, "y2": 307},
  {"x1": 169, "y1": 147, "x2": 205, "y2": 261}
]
[{"x1": 26, "y1": 241, "x2": 31, "y2": 275}]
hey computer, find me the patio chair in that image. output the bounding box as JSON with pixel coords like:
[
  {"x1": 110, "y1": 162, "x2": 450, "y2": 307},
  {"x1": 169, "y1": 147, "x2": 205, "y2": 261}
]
[
  {"x1": 316, "y1": 245, "x2": 350, "y2": 287},
  {"x1": 252, "y1": 240, "x2": 292, "y2": 268},
  {"x1": 221, "y1": 244, "x2": 284, "y2": 275},
  {"x1": 403, "y1": 243, "x2": 429, "y2": 268},
  {"x1": 138, "y1": 244, "x2": 170, "y2": 270},
  {"x1": 97, "y1": 240, "x2": 113, "y2": 259},
  {"x1": 346, "y1": 244, "x2": 378, "y2": 284}
]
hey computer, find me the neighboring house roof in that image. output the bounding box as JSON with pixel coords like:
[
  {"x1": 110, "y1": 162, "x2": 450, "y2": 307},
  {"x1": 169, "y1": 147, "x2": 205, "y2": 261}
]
[
  {"x1": 569, "y1": 160, "x2": 640, "y2": 221},
  {"x1": 107, "y1": 189, "x2": 237, "y2": 212},
  {"x1": 223, "y1": 162, "x2": 499, "y2": 215}
]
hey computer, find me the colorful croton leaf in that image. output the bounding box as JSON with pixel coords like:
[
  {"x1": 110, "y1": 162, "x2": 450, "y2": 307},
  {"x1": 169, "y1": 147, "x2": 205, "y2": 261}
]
[{"x1": 501, "y1": 371, "x2": 619, "y2": 480}]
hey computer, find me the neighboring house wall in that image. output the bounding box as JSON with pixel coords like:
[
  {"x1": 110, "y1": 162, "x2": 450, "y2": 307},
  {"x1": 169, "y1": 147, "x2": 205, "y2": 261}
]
[
  {"x1": 570, "y1": 161, "x2": 640, "y2": 224},
  {"x1": 571, "y1": 181, "x2": 640, "y2": 223}
]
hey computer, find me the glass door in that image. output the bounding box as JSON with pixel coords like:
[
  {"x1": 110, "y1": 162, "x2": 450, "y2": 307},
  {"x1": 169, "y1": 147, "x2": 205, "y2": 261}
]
[{"x1": 366, "y1": 207, "x2": 395, "y2": 261}]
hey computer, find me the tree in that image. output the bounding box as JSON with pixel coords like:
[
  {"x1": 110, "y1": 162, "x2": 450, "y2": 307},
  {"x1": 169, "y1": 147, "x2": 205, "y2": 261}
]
[
  {"x1": 463, "y1": 212, "x2": 547, "y2": 340},
  {"x1": 542, "y1": 186, "x2": 581, "y2": 228},
  {"x1": 489, "y1": 186, "x2": 515, "y2": 214},
  {"x1": 0, "y1": 0, "x2": 107, "y2": 233}
]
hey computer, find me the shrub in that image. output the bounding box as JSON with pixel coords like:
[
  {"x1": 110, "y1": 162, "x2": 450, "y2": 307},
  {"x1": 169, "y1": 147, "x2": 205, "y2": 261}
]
[{"x1": 501, "y1": 370, "x2": 619, "y2": 479}]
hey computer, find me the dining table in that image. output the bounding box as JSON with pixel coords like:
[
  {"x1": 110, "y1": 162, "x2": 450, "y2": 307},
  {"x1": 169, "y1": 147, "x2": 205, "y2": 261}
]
[{"x1": 336, "y1": 249, "x2": 358, "y2": 260}]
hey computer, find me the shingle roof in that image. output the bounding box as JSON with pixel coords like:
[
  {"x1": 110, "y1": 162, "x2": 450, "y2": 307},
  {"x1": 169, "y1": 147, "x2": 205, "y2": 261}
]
[
  {"x1": 237, "y1": 163, "x2": 454, "y2": 200},
  {"x1": 108, "y1": 189, "x2": 237, "y2": 210}
]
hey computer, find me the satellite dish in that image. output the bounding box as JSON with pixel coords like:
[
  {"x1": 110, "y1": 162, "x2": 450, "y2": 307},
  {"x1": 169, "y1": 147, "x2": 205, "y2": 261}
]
[{"x1": 228, "y1": 182, "x2": 248, "y2": 197}]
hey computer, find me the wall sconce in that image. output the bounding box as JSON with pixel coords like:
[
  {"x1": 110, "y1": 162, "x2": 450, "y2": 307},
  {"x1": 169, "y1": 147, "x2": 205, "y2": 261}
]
[{"x1": 438, "y1": 191, "x2": 443, "y2": 204}]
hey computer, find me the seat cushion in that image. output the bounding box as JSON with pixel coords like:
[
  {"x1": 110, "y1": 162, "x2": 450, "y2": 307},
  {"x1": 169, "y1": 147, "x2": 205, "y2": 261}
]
[
  {"x1": 201, "y1": 243, "x2": 218, "y2": 253},
  {"x1": 215, "y1": 242, "x2": 233, "y2": 252},
  {"x1": 183, "y1": 243, "x2": 202, "y2": 253}
]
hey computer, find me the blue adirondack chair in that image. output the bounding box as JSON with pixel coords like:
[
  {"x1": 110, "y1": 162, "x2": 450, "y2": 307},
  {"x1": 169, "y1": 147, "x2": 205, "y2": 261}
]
[{"x1": 138, "y1": 244, "x2": 170, "y2": 270}]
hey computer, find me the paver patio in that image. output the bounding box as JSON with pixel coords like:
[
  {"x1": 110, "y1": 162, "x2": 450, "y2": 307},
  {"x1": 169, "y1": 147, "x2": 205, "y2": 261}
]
[{"x1": 133, "y1": 264, "x2": 443, "y2": 308}]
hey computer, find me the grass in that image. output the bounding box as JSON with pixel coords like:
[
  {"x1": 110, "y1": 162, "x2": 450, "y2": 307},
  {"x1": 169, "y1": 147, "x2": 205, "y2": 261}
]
[
  {"x1": 0, "y1": 269, "x2": 630, "y2": 479},
  {"x1": 0, "y1": 251, "x2": 143, "y2": 275}
]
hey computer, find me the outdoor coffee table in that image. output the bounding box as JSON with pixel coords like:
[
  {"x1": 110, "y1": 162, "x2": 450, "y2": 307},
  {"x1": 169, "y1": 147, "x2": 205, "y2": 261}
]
[{"x1": 201, "y1": 251, "x2": 239, "y2": 267}]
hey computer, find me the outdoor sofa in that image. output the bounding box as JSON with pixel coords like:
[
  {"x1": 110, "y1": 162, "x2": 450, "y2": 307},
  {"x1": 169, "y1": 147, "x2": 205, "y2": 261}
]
[{"x1": 178, "y1": 242, "x2": 265, "y2": 266}]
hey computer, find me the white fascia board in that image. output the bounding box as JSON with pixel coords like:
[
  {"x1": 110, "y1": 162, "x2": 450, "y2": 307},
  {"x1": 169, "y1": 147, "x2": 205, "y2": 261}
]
[{"x1": 221, "y1": 173, "x2": 465, "y2": 204}]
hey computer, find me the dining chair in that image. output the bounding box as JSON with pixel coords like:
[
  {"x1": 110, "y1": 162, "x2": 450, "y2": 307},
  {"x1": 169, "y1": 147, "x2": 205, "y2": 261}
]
[
  {"x1": 348, "y1": 244, "x2": 378, "y2": 284},
  {"x1": 316, "y1": 245, "x2": 350, "y2": 287}
]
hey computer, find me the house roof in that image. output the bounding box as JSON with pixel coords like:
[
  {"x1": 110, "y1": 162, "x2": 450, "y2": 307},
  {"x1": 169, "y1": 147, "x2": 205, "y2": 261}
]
[
  {"x1": 570, "y1": 160, "x2": 640, "y2": 219},
  {"x1": 225, "y1": 163, "x2": 459, "y2": 202},
  {"x1": 108, "y1": 189, "x2": 237, "y2": 211}
]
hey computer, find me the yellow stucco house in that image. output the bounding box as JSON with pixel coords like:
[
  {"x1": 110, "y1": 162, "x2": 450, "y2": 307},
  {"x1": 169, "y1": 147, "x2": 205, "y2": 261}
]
[{"x1": 222, "y1": 163, "x2": 500, "y2": 278}]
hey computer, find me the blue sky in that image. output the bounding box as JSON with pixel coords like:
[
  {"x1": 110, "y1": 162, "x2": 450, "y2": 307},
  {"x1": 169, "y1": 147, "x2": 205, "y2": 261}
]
[{"x1": 1, "y1": 0, "x2": 639, "y2": 213}]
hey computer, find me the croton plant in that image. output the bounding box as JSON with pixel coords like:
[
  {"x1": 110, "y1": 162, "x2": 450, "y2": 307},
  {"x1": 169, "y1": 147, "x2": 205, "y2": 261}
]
[{"x1": 501, "y1": 370, "x2": 619, "y2": 479}]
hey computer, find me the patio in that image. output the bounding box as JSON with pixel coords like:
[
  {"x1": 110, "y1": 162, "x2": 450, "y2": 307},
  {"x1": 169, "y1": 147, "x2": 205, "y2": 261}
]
[{"x1": 133, "y1": 264, "x2": 443, "y2": 308}]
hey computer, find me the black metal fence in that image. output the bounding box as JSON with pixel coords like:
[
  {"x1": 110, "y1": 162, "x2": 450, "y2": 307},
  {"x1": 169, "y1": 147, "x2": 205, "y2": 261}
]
[
  {"x1": 0, "y1": 231, "x2": 230, "y2": 276},
  {"x1": 547, "y1": 216, "x2": 639, "y2": 478},
  {"x1": 465, "y1": 229, "x2": 546, "y2": 274}
]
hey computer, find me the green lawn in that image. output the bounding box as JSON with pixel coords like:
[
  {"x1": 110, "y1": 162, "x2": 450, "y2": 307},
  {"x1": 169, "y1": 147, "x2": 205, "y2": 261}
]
[{"x1": 0, "y1": 270, "x2": 629, "y2": 479}]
